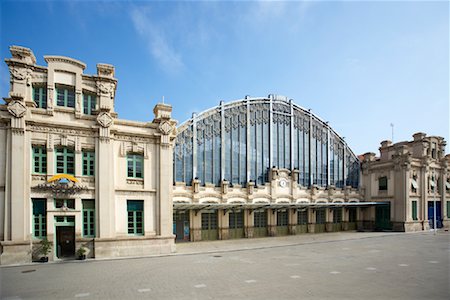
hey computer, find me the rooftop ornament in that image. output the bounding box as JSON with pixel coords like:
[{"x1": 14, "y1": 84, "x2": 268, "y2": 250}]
[{"x1": 36, "y1": 174, "x2": 87, "y2": 196}]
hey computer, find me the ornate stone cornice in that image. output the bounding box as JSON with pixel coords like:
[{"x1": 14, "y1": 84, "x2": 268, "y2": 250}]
[{"x1": 44, "y1": 55, "x2": 86, "y2": 70}]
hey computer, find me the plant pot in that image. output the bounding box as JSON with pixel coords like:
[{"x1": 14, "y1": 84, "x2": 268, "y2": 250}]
[
  {"x1": 78, "y1": 254, "x2": 86, "y2": 260},
  {"x1": 40, "y1": 256, "x2": 48, "y2": 263}
]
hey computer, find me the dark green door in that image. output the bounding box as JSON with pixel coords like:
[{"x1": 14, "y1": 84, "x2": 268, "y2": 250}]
[
  {"x1": 229, "y1": 210, "x2": 244, "y2": 239},
  {"x1": 315, "y1": 208, "x2": 326, "y2": 233},
  {"x1": 347, "y1": 207, "x2": 357, "y2": 230},
  {"x1": 375, "y1": 204, "x2": 392, "y2": 230},
  {"x1": 253, "y1": 210, "x2": 268, "y2": 237},
  {"x1": 201, "y1": 211, "x2": 218, "y2": 240}
]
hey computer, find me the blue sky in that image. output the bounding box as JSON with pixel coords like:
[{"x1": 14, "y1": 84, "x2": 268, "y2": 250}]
[{"x1": 1, "y1": 0, "x2": 448, "y2": 155}]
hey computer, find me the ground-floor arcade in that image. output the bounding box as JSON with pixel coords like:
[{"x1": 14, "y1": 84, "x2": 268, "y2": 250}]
[{"x1": 173, "y1": 202, "x2": 389, "y2": 242}]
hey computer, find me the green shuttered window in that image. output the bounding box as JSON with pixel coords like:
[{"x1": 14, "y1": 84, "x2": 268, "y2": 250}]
[
  {"x1": 82, "y1": 151, "x2": 95, "y2": 176},
  {"x1": 83, "y1": 93, "x2": 96, "y2": 115},
  {"x1": 127, "y1": 154, "x2": 143, "y2": 178},
  {"x1": 32, "y1": 146, "x2": 47, "y2": 174},
  {"x1": 33, "y1": 85, "x2": 47, "y2": 108},
  {"x1": 56, "y1": 147, "x2": 75, "y2": 174},
  {"x1": 83, "y1": 200, "x2": 95, "y2": 237},
  {"x1": 55, "y1": 85, "x2": 75, "y2": 108},
  {"x1": 412, "y1": 201, "x2": 418, "y2": 220}
]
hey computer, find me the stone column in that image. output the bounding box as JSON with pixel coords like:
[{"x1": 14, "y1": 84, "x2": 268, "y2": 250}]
[{"x1": 153, "y1": 103, "x2": 177, "y2": 240}]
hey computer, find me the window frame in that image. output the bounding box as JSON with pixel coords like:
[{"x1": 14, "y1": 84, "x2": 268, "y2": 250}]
[
  {"x1": 127, "y1": 200, "x2": 144, "y2": 235},
  {"x1": 83, "y1": 92, "x2": 97, "y2": 115},
  {"x1": 55, "y1": 147, "x2": 75, "y2": 175},
  {"x1": 32, "y1": 85, "x2": 47, "y2": 109},
  {"x1": 379, "y1": 176, "x2": 388, "y2": 191},
  {"x1": 55, "y1": 84, "x2": 75, "y2": 108},
  {"x1": 82, "y1": 150, "x2": 95, "y2": 176},
  {"x1": 127, "y1": 154, "x2": 144, "y2": 178},
  {"x1": 32, "y1": 199, "x2": 47, "y2": 239},
  {"x1": 82, "y1": 200, "x2": 95, "y2": 238},
  {"x1": 412, "y1": 200, "x2": 418, "y2": 221},
  {"x1": 32, "y1": 145, "x2": 47, "y2": 174}
]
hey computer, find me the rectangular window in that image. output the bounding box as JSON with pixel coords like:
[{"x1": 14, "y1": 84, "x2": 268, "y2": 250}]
[
  {"x1": 297, "y1": 210, "x2": 308, "y2": 225},
  {"x1": 83, "y1": 92, "x2": 96, "y2": 115},
  {"x1": 412, "y1": 201, "x2": 418, "y2": 220},
  {"x1": 56, "y1": 147, "x2": 75, "y2": 174},
  {"x1": 55, "y1": 199, "x2": 75, "y2": 209},
  {"x1": 33, "y1": 85, "x2": 47, "y2": 108},
  {"x1": 277, "y1": 210, "x2": 288, "y2": 226},
  {"x1": 55, "y1": 85, "x2": 75, "y2": 108},
  {"x1": 127, "y1": 200, "x2": 144, "y2": 235},
  {"x1": 82, "y1": 200, "x2": 95, "y2": 237},
  {"x1": 379, "y1": 176, "x2": 388, "y2": 191},
  {"x1": 316, "y1": 208, "x2": 326, "y2": 224},
  {"x1": 447, "y1": 201, "x2": 450, "y2": 218},
  {"x1": 82, "y1": 150, "x2": 95, "y2": 176},
  {"x1": 32, "y1": 199, "x2": 47, "y2": 238},
  {"x1": 127, "y1": 154, "x2": 143, "y2": 178},
  {"x1": 32, "y1": 145, "x2": 47, "y2": 174},
  {"x1": 349, "y1": 207, "x2": 357, "y2": 222},
  {"x1": 333, "y1": 208, "x2": 342, "y2": 223}
]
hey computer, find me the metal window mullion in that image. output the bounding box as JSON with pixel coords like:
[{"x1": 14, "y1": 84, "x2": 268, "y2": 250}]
[
  {"x1": 269, "y1": 96, "x2": 273, "y2": 169},
  {"x1": 309, "y1": 111, "x2": 313, "y2": 187},
  {"x1": 220, "y1": 101, "x2": 225, "y2": 181},
  {"x1": 327, "y1": 127, "x2": 330, "y2": 187},
  {"x1": 290, "y1": 100, "x2": 294, "y2": 171},
  {"x1": 192, "y1": 114, "x2": 197, "y2": 181},
  {"x1": 246, "y1": 100, "x2": 250, "y2": 183},
  {"x1": 343, "y1": 145, "x2": 347, "y2": 187}
]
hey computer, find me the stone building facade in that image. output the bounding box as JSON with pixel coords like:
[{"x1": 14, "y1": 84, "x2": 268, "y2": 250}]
[
  {"x1": 0, "y1": 46, "x2": 176, "y2": 265},
  {"x1": 360, "y1": 133, "x2": 450, "y2": 232}
]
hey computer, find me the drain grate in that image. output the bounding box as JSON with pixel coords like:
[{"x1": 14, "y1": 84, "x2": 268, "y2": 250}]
[
  {"x1": 21, "y1": 269, "x2": 36, "y2": 273},
  {"x1": 213, "y1": 255, "x2": 222, "y2": 258}
]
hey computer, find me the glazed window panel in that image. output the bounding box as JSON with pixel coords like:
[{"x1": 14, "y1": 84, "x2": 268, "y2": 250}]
[
  {"x1": 82, "y1": 150, "x2": 95, "y2": 176},
  {"x1": 83, "y1": 92, "x2": 96, "y2": 115},
  {"x1": 55, "y1": 85, "x2": 75, "y2": 108},
  {"x1": 379, "y1": 176, "x2": 388, "y2": 191},
  {"x1": 55, "y1": 147, "x2": 75, "y2": 174},
  {"x1": 297, "y1": 210, "x2": 308, "y2": 225},
  {"x1": 316, "y1": 208, "x2": 326, "y2": 224},
  {"x1": 333, "y1": 208, "x2": 342, "y2": 223},
  {"x1": 412, "y1": 201, "x2": 418, "y2": 221},
  {"x1": 447, "y1": 201, "x2": 450, "y2": 218},
  {"x1": 82, "y1": 200, "x2": 95, "y2": 237},
  {"x1": 32, "y1": 145, "x2": 47, "y2": 174},
  {"x1": 254, "y1": 211, "x2": 267, "y2": 228},
  {"x1": 127, "y1": 154, "x2": 143, "y2": 178},
  {"x1": 33, "y1": 85, "x2": 47, "y2": 108},
  {"x1": 127, "y1": 200, "x2": 144, "y2": 235},
  {"x1": 277, "y1": 210, "x2": 288, "y2": 226},
  {"x1": 32, "y1": 199, "x2": 47, "y2": 239},
  {"x1": 349, "y1": 207, "x2": 357, "y2": 222}
]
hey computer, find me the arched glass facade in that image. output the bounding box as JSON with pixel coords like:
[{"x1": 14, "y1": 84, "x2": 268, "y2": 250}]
[{"x1": 174, "y1": 95, "x2": 359, "y2": 188}]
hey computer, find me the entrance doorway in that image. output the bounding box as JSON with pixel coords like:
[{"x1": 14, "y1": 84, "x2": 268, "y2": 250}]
[
  {"x1": 173, "y1": 212, "x2": 190, "y2": 241},
  {"x1": 229, "y1": 210, "x2": 244, "y2": 239},
  {"x1": 428, "y1": 201, "x2": 443, "y2": 229},
  {"x1": 375, "y1": 203, "x2": 392, "y2": 230},
  {"x1": 56, "y1": 226, "x2": 75, "y2": 258},
  {"x1": 201, "y1": 211, "x2": 218, "y2": 240}
]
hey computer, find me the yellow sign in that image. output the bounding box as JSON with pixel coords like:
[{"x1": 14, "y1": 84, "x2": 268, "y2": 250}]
[{"x1": 48, "y1": 174, "x2": 78, "y2": 183}]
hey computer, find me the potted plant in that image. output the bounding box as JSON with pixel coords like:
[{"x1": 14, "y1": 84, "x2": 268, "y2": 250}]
[
  {"x1": 39, "y1": 238, "x2": 51, "y2": 262},
  {"x1": 76, "y1": 246, "x2": 87, "y2": 260}
]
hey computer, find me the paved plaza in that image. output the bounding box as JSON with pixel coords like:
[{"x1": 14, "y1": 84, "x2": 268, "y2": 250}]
[{"x1": 1, "y1": 231, "x2": 449, "y2": 300}]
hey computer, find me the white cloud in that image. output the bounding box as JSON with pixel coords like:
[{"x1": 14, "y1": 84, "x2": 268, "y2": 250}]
[{"x1": 130, "y1": 7, "x2": 184, "y2": 75}]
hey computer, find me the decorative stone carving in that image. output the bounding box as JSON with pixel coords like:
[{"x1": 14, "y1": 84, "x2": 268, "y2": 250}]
[
  {"x1": 7, "y1": 100, "x2": 26, "y2": 118},
  {"x1": 159, "y1": 121, "x2": 173, "y2": 135},
  {"x1": 97, "y1": 112, "x2": 113, "y2": 128}
]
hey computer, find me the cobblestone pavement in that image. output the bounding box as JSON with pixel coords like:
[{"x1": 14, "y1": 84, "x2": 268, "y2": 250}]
[{"x1": 1, "y1": 231, "x2": 449, "y2": 300}]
